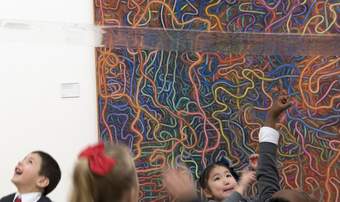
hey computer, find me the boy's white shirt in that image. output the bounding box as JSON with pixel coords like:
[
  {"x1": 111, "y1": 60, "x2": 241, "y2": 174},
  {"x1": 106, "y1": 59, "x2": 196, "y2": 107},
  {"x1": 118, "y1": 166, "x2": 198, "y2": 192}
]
[
  {"x1": 259, "y1": 126, "x2": 279, "y2": 145},
  {"x1": 13, "y1": 192, "x2": 42, "y2": 202}
]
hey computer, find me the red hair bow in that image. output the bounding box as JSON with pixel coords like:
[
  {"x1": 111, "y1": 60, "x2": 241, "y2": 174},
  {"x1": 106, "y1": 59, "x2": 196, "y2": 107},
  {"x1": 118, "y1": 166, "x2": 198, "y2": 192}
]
[{"x1": 79, "y1": 142, "x2": 116, "y2": 176}]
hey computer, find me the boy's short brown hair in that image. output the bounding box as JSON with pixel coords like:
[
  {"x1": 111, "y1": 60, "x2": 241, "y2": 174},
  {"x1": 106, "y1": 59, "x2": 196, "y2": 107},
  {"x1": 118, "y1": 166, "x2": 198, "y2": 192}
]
[{"x1": 32, "y1": 151, "x2": 61, "y2": 195}]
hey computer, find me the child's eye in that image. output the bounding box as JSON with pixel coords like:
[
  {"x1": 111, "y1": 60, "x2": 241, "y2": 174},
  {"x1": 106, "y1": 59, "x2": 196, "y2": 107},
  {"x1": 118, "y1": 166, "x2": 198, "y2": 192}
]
[
  {"x1": 213, "y1": 177, "x2": 220, "y2": 181},
  {"x1": 226, "y1": 174, "x2": 232, "y2": 177},
  {"x1": 29, "y1": 160, "x2": 33, "y2": 164}
]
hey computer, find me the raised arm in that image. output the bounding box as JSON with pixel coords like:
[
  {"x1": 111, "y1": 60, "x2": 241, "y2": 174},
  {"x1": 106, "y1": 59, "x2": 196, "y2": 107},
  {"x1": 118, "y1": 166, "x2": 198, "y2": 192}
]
[{"x1": 257, "y1": 96, "x2": 291, "y2": 202}]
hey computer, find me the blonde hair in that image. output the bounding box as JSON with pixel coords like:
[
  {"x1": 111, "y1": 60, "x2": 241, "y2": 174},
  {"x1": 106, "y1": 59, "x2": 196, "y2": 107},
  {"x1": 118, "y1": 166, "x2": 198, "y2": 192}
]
[{"x1": 69, "y1": 144, "x2": 139, "y2": 202}]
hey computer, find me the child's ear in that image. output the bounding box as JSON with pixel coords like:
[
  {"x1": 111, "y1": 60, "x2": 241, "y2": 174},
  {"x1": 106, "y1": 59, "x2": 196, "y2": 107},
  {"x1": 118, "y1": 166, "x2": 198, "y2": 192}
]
[
  {"x1": 203, "y1": 188, "x2": 213, "y2": 199},
  {"x1": 36, "y1": 176, "x2": 49, "y2": 189}
]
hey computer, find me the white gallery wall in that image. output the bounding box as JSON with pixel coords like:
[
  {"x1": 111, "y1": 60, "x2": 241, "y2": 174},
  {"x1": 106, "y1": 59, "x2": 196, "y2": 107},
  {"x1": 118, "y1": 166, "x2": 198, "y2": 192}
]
[{"x1": 0, "y1": 1, "x2": 97, "y2": 201}]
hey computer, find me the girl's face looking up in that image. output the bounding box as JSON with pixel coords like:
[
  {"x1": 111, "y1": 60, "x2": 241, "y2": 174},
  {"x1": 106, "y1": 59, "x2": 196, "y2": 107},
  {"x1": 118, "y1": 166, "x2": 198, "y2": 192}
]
[{"x1": 204, "y1": 165, "x2": 238, "y2": 201}]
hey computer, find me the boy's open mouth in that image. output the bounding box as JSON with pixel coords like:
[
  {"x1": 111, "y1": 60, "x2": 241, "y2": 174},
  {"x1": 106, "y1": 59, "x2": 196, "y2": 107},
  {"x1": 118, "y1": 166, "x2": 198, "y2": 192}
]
[{"x1": 14, "y1": 167, "x2": 23, "y2": 175}]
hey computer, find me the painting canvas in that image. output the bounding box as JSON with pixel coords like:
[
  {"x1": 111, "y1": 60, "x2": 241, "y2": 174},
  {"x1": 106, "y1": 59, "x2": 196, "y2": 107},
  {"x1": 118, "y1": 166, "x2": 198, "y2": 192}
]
[{"x1": 94, "y1": 1, "x2": 340, "y2": 201}]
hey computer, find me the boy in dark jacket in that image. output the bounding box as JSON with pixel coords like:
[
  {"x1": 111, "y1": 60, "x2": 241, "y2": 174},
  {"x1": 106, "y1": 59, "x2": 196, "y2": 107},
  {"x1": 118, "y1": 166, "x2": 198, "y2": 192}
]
[{"x1": 0, "y1": 150, "x2": 61, "y2": 202}]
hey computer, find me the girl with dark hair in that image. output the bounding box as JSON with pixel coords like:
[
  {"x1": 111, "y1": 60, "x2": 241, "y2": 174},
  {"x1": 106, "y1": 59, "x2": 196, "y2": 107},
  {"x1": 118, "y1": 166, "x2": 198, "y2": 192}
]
[{"x1": 198, "y1": 157, "x2": 256, "y2": 202}]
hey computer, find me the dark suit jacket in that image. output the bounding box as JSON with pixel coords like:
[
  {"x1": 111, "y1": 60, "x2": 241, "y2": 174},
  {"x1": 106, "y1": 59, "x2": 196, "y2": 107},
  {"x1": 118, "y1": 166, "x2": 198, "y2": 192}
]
[{"x1": 0, "y1": 193, "x2": 52, "y2": 202}]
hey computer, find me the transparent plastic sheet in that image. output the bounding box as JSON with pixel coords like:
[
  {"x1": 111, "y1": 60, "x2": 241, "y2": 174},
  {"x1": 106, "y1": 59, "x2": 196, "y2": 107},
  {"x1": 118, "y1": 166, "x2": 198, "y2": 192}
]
[
  {"x1": 0, "y1": 19, "x2": 103, "y2": 46},
  {"x1": 102, "y1": 26, "x2": 340, "y2": 56},
  {"x1": 0, "y1": 19, "x2": 339, "y2": 55}
]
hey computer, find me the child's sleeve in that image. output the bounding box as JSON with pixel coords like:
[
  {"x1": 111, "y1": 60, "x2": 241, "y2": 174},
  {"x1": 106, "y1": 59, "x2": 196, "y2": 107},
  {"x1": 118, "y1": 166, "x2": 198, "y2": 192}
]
[{"x1": 256, "y1": 127, "x2": 281, "y2": 202}]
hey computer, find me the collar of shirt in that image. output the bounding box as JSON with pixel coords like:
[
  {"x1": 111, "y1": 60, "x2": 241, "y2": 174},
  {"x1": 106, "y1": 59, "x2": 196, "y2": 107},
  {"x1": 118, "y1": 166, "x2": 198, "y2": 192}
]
[{"x1": 14, "y1": 192, "x2": 42, "y2": 202}]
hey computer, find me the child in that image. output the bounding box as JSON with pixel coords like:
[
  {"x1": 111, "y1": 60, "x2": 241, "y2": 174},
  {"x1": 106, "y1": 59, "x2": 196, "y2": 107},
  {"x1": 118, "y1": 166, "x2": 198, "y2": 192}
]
[
  {"x1": 0, "y1": 151, "x2": 61, "y2": 202},
  {"x1": 163, "y1": 157, "x2": 256, "y2": 202},
  {"x1": 163, "y1": 150, "x2": 257, "y2": 201},
  {"x1": 198, "y1": 158, "x2": 256, "y2": 201},
  {"x1": 69, "y1": 142, "x2": 139, "y2": 202}
]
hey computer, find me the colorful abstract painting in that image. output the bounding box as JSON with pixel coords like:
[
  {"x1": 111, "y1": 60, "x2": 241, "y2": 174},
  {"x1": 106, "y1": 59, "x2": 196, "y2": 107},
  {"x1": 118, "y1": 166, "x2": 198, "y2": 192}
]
[{"x1": 94, "y1": 1, "x2": 340, "y2": 201}]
